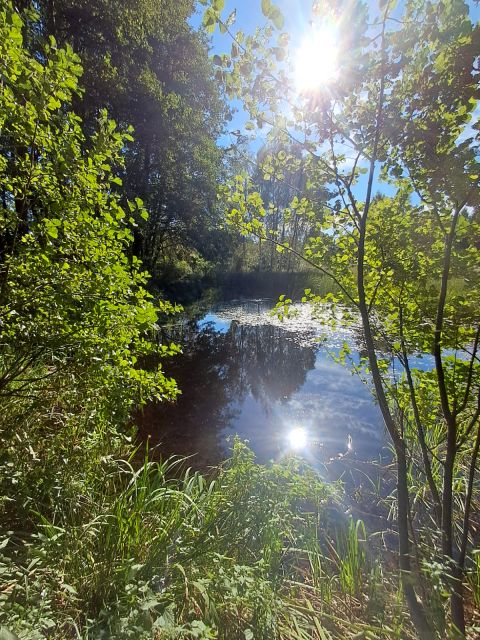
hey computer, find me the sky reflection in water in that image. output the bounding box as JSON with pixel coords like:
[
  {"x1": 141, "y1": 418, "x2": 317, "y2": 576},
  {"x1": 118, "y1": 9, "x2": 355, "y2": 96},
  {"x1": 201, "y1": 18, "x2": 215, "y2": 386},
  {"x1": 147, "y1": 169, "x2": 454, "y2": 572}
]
[{"x1": 137, "y1": 300, "x2": 390, "y2": 472}]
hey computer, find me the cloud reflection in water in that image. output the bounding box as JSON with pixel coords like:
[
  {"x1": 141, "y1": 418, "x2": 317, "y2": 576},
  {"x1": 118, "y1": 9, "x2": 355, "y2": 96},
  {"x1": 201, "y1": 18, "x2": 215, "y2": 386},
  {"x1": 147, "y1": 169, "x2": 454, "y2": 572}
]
[{"x1": 136, "y1": 300, "x2": 386, "y2": 471}]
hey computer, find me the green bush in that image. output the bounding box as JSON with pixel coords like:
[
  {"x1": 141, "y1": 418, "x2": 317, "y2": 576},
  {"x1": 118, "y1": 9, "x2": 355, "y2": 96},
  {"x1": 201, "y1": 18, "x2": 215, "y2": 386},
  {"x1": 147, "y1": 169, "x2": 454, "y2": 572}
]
[{"x1": 0, "y1": 0, "x2": 180, "y2": 523}]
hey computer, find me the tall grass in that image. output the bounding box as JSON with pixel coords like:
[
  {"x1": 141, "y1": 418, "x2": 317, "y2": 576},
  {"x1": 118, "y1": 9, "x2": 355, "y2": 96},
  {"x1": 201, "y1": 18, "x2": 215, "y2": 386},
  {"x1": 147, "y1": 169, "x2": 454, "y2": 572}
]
[{"x1": 0, "y1": 440, "x2": 417, "y2": 639}]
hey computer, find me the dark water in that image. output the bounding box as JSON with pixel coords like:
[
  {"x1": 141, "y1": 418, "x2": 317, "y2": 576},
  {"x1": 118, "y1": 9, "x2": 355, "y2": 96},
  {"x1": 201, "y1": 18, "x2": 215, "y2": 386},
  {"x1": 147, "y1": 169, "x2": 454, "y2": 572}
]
[{"x1": 136, "y1": 300, "x2": 390, "y2": 476}]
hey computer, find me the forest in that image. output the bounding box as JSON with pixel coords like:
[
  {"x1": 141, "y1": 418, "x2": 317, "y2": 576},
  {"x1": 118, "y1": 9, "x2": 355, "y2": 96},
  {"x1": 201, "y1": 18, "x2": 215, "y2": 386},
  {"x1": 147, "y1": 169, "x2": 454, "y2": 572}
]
[{"x1": 0, "y1": 0, "x2": 479, "y2": 638}]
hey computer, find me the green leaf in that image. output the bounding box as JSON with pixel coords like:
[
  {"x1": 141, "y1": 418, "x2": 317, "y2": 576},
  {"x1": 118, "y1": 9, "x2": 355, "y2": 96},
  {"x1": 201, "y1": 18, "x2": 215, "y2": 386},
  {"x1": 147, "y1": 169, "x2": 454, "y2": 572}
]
[
  {"x1": 270, "y1": 7, "x2": 284, "y2": 29},
  {"x1": 225, "y1": 9, "x2": 237, "y2": 28},
  {"x1": 261, "y1": 0, "x2": 272, "y2": 17},
  {"x1": 61, "y1": 583, "x2": 78, "y2": 595},
  {"x1": 202, "y1": 7, "x2": 217, "y2": 32},
  {"x1": 47, "y1": 96, "x2": 61, "y2": 110},
  {"x1": 45, "y1": 221, "x2": 59, "y2": 238}
]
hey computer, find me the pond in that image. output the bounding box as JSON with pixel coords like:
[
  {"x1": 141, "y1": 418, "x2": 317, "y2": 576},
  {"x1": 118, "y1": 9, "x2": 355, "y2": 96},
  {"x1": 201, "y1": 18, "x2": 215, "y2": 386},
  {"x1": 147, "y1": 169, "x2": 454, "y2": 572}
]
[{"x1": 136, "y1": 299, "x2": 392, "y2": 484}]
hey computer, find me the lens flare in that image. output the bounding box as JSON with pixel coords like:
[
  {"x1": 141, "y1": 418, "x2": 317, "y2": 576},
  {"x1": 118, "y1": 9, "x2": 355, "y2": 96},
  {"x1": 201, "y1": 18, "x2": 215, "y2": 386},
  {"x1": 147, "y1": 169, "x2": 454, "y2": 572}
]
[
  {"x1": 294, "y1": 25, "x2": 339, "y2": 92},
  {"x1": 287, "y1": 427, "x2": 308, "y2": 450}
]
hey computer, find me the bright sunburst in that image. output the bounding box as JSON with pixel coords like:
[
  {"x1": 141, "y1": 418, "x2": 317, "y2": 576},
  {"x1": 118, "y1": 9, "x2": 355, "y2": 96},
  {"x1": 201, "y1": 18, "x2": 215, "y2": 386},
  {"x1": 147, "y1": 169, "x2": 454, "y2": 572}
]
[
  {"x1": 294, "y1": 25, "x2": 339, "y2": 92},
  {"x1": 287, "y1": 427, "x2": 308, "y2": 451}
]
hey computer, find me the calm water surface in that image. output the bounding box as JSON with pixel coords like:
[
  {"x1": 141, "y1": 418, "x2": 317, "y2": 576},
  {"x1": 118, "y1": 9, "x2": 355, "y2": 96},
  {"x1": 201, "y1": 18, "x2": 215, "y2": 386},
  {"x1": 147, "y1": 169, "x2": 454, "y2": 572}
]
[{"x1": 137, "y1": 300, "x2": 391, "y2": 475}]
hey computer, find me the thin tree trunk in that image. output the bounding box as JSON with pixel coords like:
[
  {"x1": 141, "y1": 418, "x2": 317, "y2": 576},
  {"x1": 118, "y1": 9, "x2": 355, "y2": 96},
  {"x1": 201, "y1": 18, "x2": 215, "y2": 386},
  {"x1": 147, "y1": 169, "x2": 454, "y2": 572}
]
[
  {"x1": 397, "y1": 443, "x2": 437, "y2": 639},
  {"x1": 433, "y1": 207, "x2": 465, "y2": 635},
  {"x1": 46, "y1": 0, "x2": 56, "y2": 36},
  {"x1": 400, "y1": 310, "x2": 442, "y2": 523},
  {"x1": 352, "y1": 8, "x2": 433, "y2": 633}
]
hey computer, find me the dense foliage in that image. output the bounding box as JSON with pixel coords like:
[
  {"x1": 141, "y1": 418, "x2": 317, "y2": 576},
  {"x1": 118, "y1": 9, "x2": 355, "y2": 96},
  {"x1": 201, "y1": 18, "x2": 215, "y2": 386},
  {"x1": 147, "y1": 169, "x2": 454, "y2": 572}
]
[
  {"x1": 13, "y1": 0, "x2": 230, "y2": 286},
  {"x1": 0, "y1": 5, "x2": 383, "y2": 639},
  {"x1": 0, "y1": 0, "x2": 179, "y2": 620},
  {"x1": 2, "y1": 0, "x2": 480, "y2": 637},
  {"x1": 212, "y1": 0, "x2": 480, "y2": 636},
  {"x1": 4, "y1": 431, "x2": 419, "y2": 640}
]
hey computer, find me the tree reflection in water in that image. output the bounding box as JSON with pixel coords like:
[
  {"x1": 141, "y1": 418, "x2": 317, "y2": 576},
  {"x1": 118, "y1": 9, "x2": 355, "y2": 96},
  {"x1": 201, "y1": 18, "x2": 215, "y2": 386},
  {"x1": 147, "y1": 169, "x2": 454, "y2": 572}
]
[
  {"x1": 136, "y1": 302, "x2": 386, "y2": 475},
  {"x1": 136, "y1": 317, "x2": 318, "y2": 466}
]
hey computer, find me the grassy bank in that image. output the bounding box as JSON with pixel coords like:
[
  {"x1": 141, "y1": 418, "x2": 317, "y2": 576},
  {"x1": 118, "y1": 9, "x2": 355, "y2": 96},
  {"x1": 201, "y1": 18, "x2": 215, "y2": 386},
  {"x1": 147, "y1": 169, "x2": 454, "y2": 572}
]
[{"x1": 1, "y1": 438, "x2": 416, "y2": 639}]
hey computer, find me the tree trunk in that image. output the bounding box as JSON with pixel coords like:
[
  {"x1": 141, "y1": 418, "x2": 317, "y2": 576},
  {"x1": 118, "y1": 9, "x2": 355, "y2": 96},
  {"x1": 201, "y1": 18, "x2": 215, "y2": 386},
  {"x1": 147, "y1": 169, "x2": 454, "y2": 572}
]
[
  {"x1": 434, "y1": 206, "x2": 466, "y2": 636},
  {"x1": 397, "y1": 443, "x2": 437, "y2": 640}
]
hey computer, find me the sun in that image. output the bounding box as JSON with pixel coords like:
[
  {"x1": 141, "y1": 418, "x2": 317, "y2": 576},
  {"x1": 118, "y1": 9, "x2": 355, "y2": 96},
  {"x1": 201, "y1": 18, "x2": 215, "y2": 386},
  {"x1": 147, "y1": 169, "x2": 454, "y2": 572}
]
[{"x1": 294, "y1": 25, "x2": 339, "y2": 92}]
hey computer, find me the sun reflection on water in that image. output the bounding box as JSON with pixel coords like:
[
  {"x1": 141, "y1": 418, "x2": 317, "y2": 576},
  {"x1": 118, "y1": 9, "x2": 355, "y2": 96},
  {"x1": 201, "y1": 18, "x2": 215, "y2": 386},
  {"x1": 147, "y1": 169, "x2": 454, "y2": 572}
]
[
  {"x1": 285, "y1": 425, "x2": 353, "y2": 461},
  {"x1": 286, "y1": 427, "x2": 308, "y2": 451}
]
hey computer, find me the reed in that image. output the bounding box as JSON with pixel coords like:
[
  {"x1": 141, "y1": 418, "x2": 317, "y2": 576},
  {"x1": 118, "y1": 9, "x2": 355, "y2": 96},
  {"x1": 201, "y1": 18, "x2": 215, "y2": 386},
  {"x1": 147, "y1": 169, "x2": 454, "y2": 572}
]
[{"x1": 0, "y1": 438, "x2": 418, "y2": 639}]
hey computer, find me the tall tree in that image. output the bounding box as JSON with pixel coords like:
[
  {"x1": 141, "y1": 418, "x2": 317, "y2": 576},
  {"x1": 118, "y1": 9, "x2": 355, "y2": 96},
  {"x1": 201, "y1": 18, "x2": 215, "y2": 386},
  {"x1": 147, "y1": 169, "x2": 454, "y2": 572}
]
[
  {"x1": 212, "y1": 0, "x2": 480, "y2": 635},
  {"x1": 15, "y1": 0, "x2": 228, "y2": 281}
]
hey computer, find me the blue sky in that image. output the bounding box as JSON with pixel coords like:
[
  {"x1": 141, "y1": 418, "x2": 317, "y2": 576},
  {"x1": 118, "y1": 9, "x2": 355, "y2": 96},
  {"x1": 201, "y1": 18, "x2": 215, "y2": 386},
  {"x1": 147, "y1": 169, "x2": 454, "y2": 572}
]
[
  {"x1": 191, "y1": 0, "x2": 322, "y2": 145},
  {"x1": 191, "y1": 0, "x2": 479, "y2": 199}
]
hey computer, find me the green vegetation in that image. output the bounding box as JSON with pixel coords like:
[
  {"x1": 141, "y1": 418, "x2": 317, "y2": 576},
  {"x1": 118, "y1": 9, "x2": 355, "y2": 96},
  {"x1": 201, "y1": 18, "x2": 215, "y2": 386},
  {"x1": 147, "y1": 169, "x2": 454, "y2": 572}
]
[
  {"x1": 0, "y1": 4, "x2": 370, "y2": 638},
  {"x1": 1, "y1": 0, "x2": 480, "y2": 638},
  {"x1": 0, "y1": 2, "x2": 179, "y2": 633},
  {"x1": 2, "y1": 437, "x2": 423, "y2": 640},
  {"x1": 212, "y1": 0, "x2": 480, "y2": 636},
  {"x1": 15, "y1": 0, "x2": 231, "y2": 287}
]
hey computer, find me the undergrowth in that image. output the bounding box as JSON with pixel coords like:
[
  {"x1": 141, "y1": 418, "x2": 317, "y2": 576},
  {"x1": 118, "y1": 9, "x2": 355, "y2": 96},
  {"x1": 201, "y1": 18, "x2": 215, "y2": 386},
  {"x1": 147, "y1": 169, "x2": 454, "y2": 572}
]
[{"x1": 1, "y1": 439, "x2": 414, "y2": 640}]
